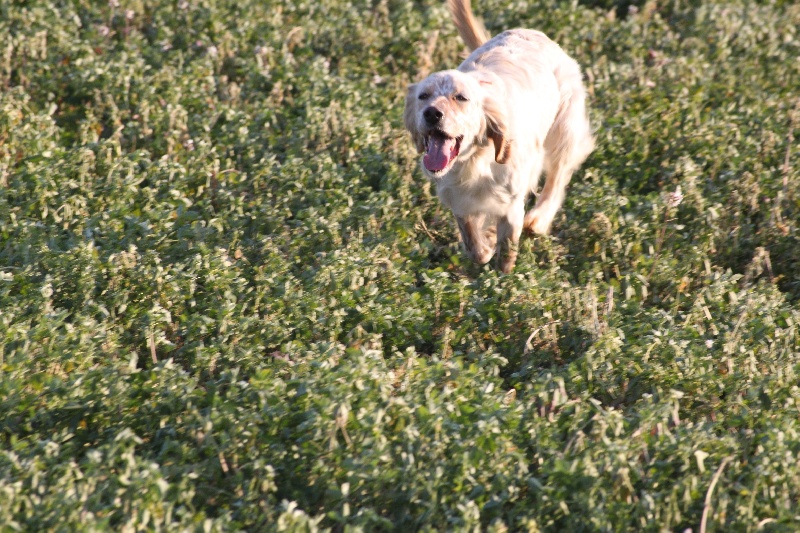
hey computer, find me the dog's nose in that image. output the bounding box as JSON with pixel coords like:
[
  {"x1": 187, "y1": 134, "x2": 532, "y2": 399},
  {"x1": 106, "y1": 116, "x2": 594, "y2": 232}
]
[{"x1": 423, "y1": 106, "x2": 443, "y2": 125}]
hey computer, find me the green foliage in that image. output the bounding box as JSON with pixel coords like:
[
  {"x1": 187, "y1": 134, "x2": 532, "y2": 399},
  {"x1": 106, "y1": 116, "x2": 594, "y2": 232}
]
[{"x1": 1, "y1": 0, "x2": 800, "y2": 530}]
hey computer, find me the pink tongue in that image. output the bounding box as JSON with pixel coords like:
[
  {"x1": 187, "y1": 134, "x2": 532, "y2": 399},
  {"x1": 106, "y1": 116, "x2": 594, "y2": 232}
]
[{"x1": 423, "y1": 136, "x2": 457, "y2": 172}]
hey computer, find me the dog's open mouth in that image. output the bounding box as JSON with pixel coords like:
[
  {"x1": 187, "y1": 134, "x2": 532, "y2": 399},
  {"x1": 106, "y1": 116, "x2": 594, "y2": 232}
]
[{"x1": 423, "y1": 131, "x2": 462, "y2": 174}]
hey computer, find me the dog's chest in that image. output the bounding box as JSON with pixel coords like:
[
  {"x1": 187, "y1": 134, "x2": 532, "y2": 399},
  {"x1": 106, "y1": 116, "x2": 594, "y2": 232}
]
[{"x1": 436, "y1": 160, "x2": 521, "y2": 217}]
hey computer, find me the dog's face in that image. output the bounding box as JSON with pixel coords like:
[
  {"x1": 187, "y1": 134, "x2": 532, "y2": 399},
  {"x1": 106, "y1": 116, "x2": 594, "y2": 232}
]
[{"x1": 404, "y1": 70, "x2": 511, "y2": 179}]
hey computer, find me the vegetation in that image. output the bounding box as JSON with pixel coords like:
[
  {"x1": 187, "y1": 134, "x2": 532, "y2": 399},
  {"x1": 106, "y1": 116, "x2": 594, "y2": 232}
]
[{"x1": 1, "y1": 0, "x2": 799, "y2": 530}]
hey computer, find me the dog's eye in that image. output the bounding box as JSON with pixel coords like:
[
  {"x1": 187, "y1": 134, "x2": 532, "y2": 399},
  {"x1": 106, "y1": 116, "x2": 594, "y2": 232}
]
[
  {"x1": 454, "y1": 94, "x2": 469, "y2": 102},
  {"x1": 418, "y1": 92, "x2": 430, "y2": 100}
]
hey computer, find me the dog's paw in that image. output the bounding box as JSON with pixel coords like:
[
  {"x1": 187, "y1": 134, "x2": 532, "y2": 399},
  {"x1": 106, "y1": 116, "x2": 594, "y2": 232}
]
[
  {"x1": 524, "y1": 208, "x2": 553, "y2": 235},
  {"x1": 499, "y1": 256, "x2": 517, "y2": 274},
  {"x1": 497, "y1": 239, "x2": 519, "y2": 274},
  {"x1": 470, "y1": 242, "x2": 495, "y2": 265}
]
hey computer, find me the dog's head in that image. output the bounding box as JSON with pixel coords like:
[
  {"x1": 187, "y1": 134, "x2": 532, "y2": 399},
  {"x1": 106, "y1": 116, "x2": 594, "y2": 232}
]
[{"x1": 404, "y1": 69, "x2": 511, "y2": 179}]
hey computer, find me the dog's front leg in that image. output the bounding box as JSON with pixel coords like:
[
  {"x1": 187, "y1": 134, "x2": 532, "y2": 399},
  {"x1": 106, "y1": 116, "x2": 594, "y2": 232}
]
[
  {"x1": 496, "y1": 204, "x2": 525, "y2": 273},
  {"x1": 456, "y1": 214, "x2": 494, "y2": 265}
]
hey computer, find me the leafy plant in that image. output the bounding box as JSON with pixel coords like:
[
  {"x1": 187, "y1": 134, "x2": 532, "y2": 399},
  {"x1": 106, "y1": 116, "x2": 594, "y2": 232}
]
[{"x1": 1, "y1": 0, "x2": 799, "y2": 530}]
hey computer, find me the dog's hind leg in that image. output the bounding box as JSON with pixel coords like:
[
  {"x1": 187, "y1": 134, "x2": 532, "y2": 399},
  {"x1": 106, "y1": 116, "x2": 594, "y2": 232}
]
[
  {"x1": 525, "y1": 64, "x2": 594, "y2": 235},
  {"x1": 524, "y1": 163, "x2": 573, "y2": 235}
]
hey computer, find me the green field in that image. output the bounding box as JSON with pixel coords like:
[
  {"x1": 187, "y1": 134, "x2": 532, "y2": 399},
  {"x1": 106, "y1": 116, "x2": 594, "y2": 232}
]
[{"x1": 2, "y1": 0, "x2": 800, "y2": 530}]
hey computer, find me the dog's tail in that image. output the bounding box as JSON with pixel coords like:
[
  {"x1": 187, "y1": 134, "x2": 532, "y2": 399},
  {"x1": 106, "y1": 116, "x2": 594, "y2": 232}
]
[{"x1": 448, "y1": 0, "x2": 490, "y2": 52}]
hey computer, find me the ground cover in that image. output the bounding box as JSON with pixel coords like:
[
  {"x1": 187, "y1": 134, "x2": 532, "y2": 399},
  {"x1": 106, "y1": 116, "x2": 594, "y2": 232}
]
[{"x1": 1, "y1": 0, "x2": 799, "y2": 530}]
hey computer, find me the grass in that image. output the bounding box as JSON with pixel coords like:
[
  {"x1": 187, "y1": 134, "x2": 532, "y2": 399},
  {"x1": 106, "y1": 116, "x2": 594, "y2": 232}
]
[{"x1": 1, "y1": 0, "x2": 800, "y2": 530}]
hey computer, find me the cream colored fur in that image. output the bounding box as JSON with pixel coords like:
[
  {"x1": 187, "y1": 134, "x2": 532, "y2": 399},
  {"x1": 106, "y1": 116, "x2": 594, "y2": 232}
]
[{"x1": 404, "y1": 0, "x2": 594, "y2": 272}]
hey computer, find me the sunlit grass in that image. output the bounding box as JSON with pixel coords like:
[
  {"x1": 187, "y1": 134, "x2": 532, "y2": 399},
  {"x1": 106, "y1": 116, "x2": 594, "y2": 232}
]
[{"x1": 1, "y1": 0, "x2": 799, "y2": 530}]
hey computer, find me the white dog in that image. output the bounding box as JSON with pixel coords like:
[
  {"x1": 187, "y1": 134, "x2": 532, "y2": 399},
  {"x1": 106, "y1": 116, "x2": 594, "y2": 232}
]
[{"x1": 404, "y1": 0, "x2": 594, "y2": 272}]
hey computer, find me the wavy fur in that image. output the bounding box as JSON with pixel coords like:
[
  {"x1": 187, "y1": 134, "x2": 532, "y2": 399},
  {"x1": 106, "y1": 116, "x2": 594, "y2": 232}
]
[
  {"x1": 404, "y1": 1, "x2": 594, "y2": 272},
  {"x1": 448, "y1": 0, "x2": 490, "y2": 52}
]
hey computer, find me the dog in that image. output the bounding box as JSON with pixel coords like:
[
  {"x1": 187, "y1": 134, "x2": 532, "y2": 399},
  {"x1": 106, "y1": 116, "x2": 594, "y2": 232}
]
[{"x1": 404, "y1": 0, "x2": 594, "y2": 272}]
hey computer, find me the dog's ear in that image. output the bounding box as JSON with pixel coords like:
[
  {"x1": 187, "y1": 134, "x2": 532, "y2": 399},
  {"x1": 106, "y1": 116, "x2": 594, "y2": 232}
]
[
  {"x1": 403, "y1": 84, "x2": 425, "y2": 153},
  {"x1": 483, "y1": 95, "x2": 512, "y2": 164}
]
